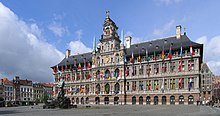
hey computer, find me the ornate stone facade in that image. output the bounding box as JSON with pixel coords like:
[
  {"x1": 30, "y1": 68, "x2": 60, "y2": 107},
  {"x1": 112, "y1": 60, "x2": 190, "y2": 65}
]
[{"x1": 52, "y1": 12, "x2": 203, "y2": 105}]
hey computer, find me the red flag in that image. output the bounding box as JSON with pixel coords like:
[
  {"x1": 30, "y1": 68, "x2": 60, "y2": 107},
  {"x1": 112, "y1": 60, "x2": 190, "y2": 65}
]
[
  {"x1": 53, "y1": 66, "x2": 57, "y2": 73},
  {"x1": 168, "y1": 46, "x2": 172, "y2": 59},
  {"x1": 61, "y1": 66, "x2": 64, "y2": 72},
  {"x1": 190, "y1": 43, "x2": 195, "y2": 56},
  {"x1": 179, "y1": 78, "x2": 182, "y2": 89},
  {"x1": 87, "y1": 62, "x2": 91, "y2": 68},
  {"x1": 178, "y1": 58, "x2": 182, "y2": 71}
]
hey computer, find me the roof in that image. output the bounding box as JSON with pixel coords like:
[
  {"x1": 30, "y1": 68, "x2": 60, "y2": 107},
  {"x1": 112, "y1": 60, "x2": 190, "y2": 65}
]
[
  {"x1": 1, "y1": 78, "x2": 13, "y2": 85},
  {"x1": 55, "y1": 34, "x2": 203, "y2": 67},
  {"x1": 19, "y1": 79, "x2": 32, "y2": 86},
  {"x1": 126, "y1": 35, "x2": 202, "y2": 57},
  {"x1": 41, "y1": 83, "x2": 53, "y2": 88}
]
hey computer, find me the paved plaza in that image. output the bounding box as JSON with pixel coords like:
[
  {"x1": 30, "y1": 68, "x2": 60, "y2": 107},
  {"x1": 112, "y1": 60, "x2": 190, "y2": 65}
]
[{"x1": 0, "y1": 104, "x2": 220, "y2": 116}]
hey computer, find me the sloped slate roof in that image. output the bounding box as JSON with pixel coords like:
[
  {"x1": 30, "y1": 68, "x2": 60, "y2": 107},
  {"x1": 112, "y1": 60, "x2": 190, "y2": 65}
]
[
  {"x1": 55, "y1": 35, "x2": 203, "y2": 67},
  {"x1": 57, "y1": 52, "x2": 93, "y2": 66},
  {"x1": 126, "y1": 34, "x2": 202, "y2": 57}
]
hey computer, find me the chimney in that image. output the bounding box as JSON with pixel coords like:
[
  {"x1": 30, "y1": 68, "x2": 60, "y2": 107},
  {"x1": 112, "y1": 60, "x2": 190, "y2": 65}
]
[
  {"x1": 65, "y1": 49, "x2": 71, "y2": 58},
  {"x1": 176, "y1": 25, "x2": 182, "y2": 39},
  {"x1": 125, "y1": 36, "x2": 132, "y2": 48}
]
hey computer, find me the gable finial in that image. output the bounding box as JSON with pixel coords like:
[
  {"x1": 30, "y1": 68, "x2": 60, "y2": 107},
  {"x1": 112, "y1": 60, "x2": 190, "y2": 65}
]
[{"x1": 106, "y1": 10, "x2": 110, "y2": 18}]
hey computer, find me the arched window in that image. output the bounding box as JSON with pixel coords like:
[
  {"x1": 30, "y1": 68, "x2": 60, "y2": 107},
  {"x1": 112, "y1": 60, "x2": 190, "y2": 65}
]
[
  {"x1": 104, "y1": 83, "x2": 110, "y2": 94},
  {"x1": 96, "y1": 70, "x2": 100, "y2": 80},
  {"x1": 179, "y1": 95, "x2": 184, "y2": 104},
  {"x1": 95, "y1": 84, "x2": 100, "y2": 94},
  {"x1": 115, "y1": 68, "x2": 120, "y2": 78},
  {"x1": 139, "y1": 96, "x2": 143, "y2": 105},
  {"x1": 114, "y1": 83, "x2": 120, "y2": 94},
  {"x1": 188, "y1": 95, "x2": 194, "y2": 104},
  {"x1": 105, "y1": 69, "x2": 111, "y2": 80}
]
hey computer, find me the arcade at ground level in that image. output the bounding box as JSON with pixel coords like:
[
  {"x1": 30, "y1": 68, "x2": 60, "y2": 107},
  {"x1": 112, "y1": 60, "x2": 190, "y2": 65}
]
[{"x1": 70, "y1": 93, "x2": 199, "y2": 105}]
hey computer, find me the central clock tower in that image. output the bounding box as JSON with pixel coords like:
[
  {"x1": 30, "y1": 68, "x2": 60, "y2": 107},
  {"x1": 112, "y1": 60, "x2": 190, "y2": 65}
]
[{"x1": 92, "y1": 11, "x2": 124, "y2": 68}]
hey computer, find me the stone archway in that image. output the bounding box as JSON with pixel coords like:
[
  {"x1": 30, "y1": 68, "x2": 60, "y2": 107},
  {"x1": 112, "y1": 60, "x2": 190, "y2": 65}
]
[
  {"x1": 146, "y1": 96, "x2": 151, "y2": 105},
  {"x1": 162, "y1": 96, "x2": 166, "y2": 105},
  {"x1": 95, "y1": 97, "x2": 100, "y2": 104},
  {"x1": 132, "y1": 96, "x2": 136, "y2": 105},
  {"x1": 71, "y1": 98, "x2": 75, "y2": 104},
  {"x1": 139, "y1": 96, "x2": 143, "y2": 105},
  {"x1": 76, "y1": 97, "x2": 79, "y2": 104},
  {"x1": 154, "y1": 96, "x2": 158, "y2": 105},
  {"x1": 114, "y1": 96, "x2": 119, "y2": 104},
  {"x1": 86, "y1": 97, "x2": 89, "y2": 104},
  {"x1": 170, "y1": 96, "x2": 175, "y2": 105},
  {"x1": 81, "y1": 97, "x2": 84, "y2": 104},
  {"x1": 188, "y1": 95, "x2": 194, "y2": 104},
  {"x1": 104, "y1": 97, "x2": 109, "y2": 104},
  {"x1": 179, "y1": 95, "x2": 184, "y2": 104}
]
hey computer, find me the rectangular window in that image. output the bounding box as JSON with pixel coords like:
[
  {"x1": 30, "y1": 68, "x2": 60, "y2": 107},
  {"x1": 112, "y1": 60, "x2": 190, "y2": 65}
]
[
  {"x1": 146, "y1": 64, "x2": 151, "y2": 76},
  {"x1": 146, "y1": 80, "x2": 151, "y2": 91},
  {"x1": 170, "y1": 78, "x2": 176, "y2": 89},
  {"x1": 170, "y1": 62, "x2": 175, "y2": 73},
  {"x1": 132, "y1": 81, "x2": 136, "y2": 91},
  {"x1": 154, "y1": 64, "x2": 159, "y2": 74},
  {"x1": 139, "y1": 81, "x2": 143, "y2": 91},
  {"x1": 154, "y1": 80, "x2": 159, "y2": 90},
  {"x1": 139, "y1": 65, "x2": 143, "y2": 75},
  {"x1": 127, "y1": 82, "x2": 129, "y2": 91},
  {"x1": 134, "y1": 66, "x2": 137, "y2": 76},
  {"x1": 188, "y1": 60, "x2": 194, "y2": 71},
  {"x1": 162, "y1": 63, "x2": 167, "y2": 73}
]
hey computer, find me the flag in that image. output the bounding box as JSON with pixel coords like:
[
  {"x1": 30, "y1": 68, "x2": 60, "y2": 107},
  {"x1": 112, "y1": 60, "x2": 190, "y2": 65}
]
[
  {"x1": 146, "y1": 49, "x2": 150, "y2": 61},
  {"x1": 180, "y1": 43, "x2": 183, "y2": 57},
  {"x1": 61, "y1": 66, "x2": 64, "y2": 72},
  {"x1": 179, "y1": 78, "x2": 182, "y2": 89},
  {"x1": 74, "y1": 60, "x2": 77, "y2": 70},
  {"x1": 53, "y1": 66, "x2": 57, "y2": 73},
  {"x1": 168, "y1": 46, "x2": 172, "y2": 59},
  {"x1": 84, "y1": 86, "x2": 87, "y2": 94},
  {"x1": 124, "y1": 53, "x2": 127, "y2": 63},
  {"x1": 66, "y1": 74, "x2": 68, "y2": 81},
  {"x1": 130, "y1": 51, "x2": 134, "y2": 63},
  {"x1": 154, "y1": 51, "x2": 156, "y2": 61},
  {"x1": 161, "y1": 78, "x2": 164, "y2": 90},
  {"x1": 178, "y1": 58, "x2": 182, "y2": 71},
  {"x1": 161, "y1": 47, "x2": 165, "y2": 60},
  {"x1": 83, "y1": 58, "x2": 86, "y2": 69},
  {"x1": 188, "y1": 77, "x2": 193, "y2": 91},
  {"x1": 190, "y1": 43, "x2": 195, "y2": 56},
  {"x1": 138, "y1": 49, "x2": 141, "y2": 62},
  {"x1": 78, "y1": 63, "x2": 82, "y2": 70},
  {"x1": 87, "y1": 62, "x2": 91, "y2": 69},
  {"x1": 189, "y1": 60, "x2": 192, "y2": 71}
]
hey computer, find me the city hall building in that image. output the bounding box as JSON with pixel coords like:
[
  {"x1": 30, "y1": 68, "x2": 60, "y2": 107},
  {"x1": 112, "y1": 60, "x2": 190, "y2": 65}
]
[{"x1": 52, "y1": 12, "x2": 203, "y2": 105}]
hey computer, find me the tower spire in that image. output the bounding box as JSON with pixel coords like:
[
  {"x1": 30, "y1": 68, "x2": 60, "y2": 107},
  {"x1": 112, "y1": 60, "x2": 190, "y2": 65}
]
[
  {"x1": 121, "y1": 29, "x2": 124, "y2": 45},
  {"x1": 106, "y1": 10, "x2": 110, "y2": 18},
  {"x1": 93, "y1": 36, "x2": 96, "y2": 52}
]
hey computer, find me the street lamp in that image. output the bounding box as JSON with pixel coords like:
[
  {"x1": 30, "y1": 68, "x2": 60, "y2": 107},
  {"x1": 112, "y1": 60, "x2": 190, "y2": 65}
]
[{"x1": 123, "y1": 47, "x2": 127, "y2": 105}]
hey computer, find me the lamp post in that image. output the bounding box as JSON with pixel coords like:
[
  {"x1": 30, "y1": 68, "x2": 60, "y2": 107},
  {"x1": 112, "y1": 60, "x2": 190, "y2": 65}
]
[{"x1": 123, "y1": 47, "x2": 127, "y2": 105}]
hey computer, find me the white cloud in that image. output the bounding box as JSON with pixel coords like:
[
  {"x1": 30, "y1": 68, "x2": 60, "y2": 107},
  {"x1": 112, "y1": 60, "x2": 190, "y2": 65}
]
[
  {"x1": 154, "y1": 0, "x2": 182, "y2": 6},
  {"x1": 48, "y1": 21, "x2": 68, "y2": 37},
  {"x1": 67, "y1": 29, "x2": 92, "y2": 55},
  {"x1": 0, "y1": 2, "x2": 64, "y2": 82},
  {"x1": 153, "y1": 20, "x2": 175, "y2": 38},
  {"x1": 196, "y1": 35, "x2": 220, "y2": 75},
  {"x1": 68, "y1": 40, "x2": 92, "y2": 55}
]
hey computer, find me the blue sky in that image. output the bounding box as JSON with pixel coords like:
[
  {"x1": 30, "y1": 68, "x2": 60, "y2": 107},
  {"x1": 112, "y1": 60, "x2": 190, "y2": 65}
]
[{"x1": 0, "y1": 0, "x2": 220, "y2": 82}]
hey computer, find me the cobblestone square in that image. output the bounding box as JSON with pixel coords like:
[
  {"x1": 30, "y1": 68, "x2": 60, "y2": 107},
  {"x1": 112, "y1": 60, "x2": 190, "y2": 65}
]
[{"x1": 0, "y1": 104, "x2": 220, "y2": 116}]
